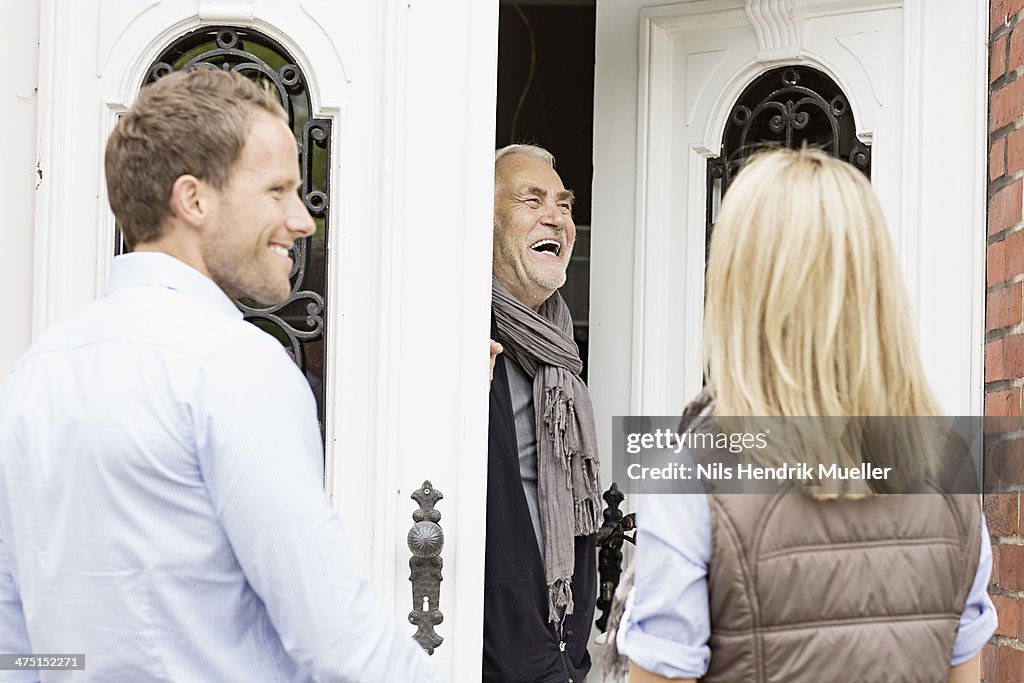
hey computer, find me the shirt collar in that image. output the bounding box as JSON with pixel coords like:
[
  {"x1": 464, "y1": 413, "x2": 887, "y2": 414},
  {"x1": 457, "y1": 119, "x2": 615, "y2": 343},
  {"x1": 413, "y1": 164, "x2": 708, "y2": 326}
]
[{"x1": 106, "y1": 252, "x2": 243, "y2": 320}]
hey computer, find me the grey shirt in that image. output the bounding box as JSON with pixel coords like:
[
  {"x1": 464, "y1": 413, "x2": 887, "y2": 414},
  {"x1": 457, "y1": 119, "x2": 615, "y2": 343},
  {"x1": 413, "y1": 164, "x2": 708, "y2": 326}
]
[{"x1": 505, "y1": 357, "x2": 545, "y2": 563}]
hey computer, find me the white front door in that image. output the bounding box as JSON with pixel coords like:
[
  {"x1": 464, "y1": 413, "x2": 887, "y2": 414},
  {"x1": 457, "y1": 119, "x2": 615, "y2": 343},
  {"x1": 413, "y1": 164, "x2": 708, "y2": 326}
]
[
  {"x1": 590, "y1": 0, "x2": 987, "y2": 449},
  {"x1": 28, "y1": 1, "x2": 497, "y2": 678},
  {"x1": 591, "y1": 0, "x2": 987, "y2": 424},
  {"x1": 588, "y1": 0, "x2": 986, "y2": 676}
]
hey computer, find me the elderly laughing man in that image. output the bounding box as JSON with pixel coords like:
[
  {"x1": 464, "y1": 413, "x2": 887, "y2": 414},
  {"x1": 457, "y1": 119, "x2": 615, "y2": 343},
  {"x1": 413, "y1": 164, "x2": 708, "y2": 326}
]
[{"x1": 484, "y1": 144, "x2": 601, "y2": 682}]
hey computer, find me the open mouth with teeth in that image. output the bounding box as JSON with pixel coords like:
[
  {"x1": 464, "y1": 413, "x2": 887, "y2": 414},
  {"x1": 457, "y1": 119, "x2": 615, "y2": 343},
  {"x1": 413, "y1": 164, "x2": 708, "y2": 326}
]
[
  {"x1": 268, "y1": 243, "x2": 294, "y2": 268},
  {"x1": 529, "y1": 239, "x2": 562, "y2": 257}
]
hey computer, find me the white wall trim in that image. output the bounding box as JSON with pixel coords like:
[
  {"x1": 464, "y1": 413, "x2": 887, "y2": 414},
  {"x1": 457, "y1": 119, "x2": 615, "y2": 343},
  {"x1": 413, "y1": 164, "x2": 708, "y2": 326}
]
[
  {"x1": 0, "y1": 0, "x2": 41, "y2": 377},
  {"x1": 363, "y1": 0, "x2": 407, "y2": 617},
  {"x1": 972, "y1": 0, "x2": 990, "y2": 416},
  {"x1": 898, "y1": 0, "x2": 988, "y2": 413},
  {"x1": 32, "y1": 0, "x2": 78, "y2": 338},
  {"x1": 899, "y1": 0, "x2": 923, "y2": 319},
  {"x1": 630, "y1": 11, "x2": 654, "y2": 415},
  {"x1": 633, "y1": 9, "x2": 715, "y2": 413}
]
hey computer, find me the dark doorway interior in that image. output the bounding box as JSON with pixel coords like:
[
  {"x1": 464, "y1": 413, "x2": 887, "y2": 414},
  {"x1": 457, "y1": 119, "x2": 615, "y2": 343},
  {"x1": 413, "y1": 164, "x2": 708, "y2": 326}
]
[{"x1": 496, "y1": 0, "x2": 596, "y2": 379}]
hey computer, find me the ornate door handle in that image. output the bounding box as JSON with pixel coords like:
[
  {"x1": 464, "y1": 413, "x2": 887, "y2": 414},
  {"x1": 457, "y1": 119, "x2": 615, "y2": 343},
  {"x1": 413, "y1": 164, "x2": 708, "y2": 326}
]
[
  {"x1": 407, "y1": 480, "x2": 444, "y2": 654},
  {"x1": 595, "y1": 482, "x2": 635, "y2": 632}
]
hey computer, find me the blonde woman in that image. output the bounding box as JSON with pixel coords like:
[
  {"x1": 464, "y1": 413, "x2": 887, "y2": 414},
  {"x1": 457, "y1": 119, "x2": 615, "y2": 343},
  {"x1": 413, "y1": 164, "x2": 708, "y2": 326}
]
[{"x1": 614, "y1": 148, "x2": 996, "y2": 683}]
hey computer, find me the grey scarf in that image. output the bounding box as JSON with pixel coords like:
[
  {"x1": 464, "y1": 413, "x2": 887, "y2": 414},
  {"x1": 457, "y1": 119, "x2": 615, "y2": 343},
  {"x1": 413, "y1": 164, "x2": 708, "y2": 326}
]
[{"x1": 491, "y1": 278, "x2": 602, "y2": 622}]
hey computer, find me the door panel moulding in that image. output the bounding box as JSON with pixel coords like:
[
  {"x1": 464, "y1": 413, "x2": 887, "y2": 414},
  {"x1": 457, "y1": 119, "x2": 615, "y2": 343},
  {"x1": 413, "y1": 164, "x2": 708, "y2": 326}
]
[
  {"x1": 632, "y1": 2, "x2": 896, "y2": 415},
  {"x1": 622, "y1": 0, "x2": 984, "y2": 417}
]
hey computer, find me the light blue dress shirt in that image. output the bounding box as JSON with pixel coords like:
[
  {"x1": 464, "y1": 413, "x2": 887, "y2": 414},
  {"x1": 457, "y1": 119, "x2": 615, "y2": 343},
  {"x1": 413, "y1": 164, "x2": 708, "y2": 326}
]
[
  {"x1": 617, "y1": 459, "x2": 998, "y2": 679},
  {"x1": 0, "y1": 253, "x2": 440, "y2": 683}
]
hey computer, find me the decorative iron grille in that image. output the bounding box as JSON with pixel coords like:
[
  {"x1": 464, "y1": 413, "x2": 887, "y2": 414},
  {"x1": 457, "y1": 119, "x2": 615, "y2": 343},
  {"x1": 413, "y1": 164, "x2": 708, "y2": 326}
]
[
  {"x1": 706, "y1": 66, "x2": 871, "y2": 239},
  {"x1": 117, "y1": 26, "x2": 331, "y2": 428}
]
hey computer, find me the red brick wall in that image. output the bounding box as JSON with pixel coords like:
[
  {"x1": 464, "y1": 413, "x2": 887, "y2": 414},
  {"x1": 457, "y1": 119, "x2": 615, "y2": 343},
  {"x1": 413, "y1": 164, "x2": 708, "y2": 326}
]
[{"x1": 986, "y1": 1, "x2": 1024, "y2": 680}]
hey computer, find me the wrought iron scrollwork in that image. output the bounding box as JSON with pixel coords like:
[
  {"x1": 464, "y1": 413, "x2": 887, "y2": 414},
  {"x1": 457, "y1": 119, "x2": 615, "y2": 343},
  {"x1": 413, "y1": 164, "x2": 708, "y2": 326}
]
[
  {"x1": 408, "y1": 481, "x2": 444, "y2": 654},
  {"x1": 595, "y1": 482, "x2": 636, "y2": 632},
  {"x1": 124, "y1": 26, "x2": 332, "y2": 427},
  {"x1": 706, "y1": 66, "x2": 871, "y2": 234}
]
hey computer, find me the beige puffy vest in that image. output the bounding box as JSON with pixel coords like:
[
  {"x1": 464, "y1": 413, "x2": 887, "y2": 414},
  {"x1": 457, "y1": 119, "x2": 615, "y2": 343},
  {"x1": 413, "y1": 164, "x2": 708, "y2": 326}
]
[{"x1": 702, "y1": 492, "x2": 982, "y2": 683}]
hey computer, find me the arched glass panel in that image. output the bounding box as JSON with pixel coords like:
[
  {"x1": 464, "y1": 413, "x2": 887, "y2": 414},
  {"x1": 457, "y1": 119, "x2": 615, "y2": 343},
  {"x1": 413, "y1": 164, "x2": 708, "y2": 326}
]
[
  {"x1": 706, "y1": 66, "x2": 871, "y2": 241},
  {"x1": 115, "y1": 26, "x2": 331, "y2": 428}
]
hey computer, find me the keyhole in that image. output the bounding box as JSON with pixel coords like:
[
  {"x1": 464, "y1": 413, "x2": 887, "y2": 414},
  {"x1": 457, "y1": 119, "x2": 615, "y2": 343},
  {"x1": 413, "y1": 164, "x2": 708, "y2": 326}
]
[{"x1": 422, "y1": 596, "x2": 429, "y2": 611}]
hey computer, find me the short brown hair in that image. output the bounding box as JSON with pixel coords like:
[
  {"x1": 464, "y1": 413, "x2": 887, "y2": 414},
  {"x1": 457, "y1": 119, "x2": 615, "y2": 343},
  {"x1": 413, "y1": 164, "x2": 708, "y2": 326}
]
[{"x1": 105, "y1": 68, "x2": 287, "y2": 247}]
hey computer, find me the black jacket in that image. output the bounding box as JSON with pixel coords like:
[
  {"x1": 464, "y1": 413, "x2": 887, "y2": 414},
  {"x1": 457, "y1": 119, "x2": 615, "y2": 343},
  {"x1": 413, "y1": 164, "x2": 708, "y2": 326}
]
[{"x1": 483, "y1": 342, "x2": 597, "y2": 683}]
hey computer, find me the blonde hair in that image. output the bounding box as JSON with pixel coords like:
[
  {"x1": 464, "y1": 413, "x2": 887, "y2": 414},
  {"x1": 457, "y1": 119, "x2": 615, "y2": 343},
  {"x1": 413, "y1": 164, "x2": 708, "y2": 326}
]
[{"x1": 703, "y1": 147, "x2": 942, "y2": 492}]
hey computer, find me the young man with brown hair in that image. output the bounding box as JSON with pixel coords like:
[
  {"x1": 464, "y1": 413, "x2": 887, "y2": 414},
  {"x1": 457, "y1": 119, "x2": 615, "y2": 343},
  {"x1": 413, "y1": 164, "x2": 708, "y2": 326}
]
[{"x1": 0, "y1": 68, "x2": 440, "y2": 683}]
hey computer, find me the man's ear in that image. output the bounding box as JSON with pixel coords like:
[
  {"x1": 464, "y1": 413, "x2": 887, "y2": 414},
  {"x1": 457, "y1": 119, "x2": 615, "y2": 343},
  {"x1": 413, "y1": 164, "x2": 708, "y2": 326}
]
[{"x1": 168, "y1": 174, "x2": 213, "y2": 228}]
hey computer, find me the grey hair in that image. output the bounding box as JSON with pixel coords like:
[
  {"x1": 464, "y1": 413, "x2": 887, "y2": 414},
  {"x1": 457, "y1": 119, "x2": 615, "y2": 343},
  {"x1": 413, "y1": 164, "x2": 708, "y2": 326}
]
[
  {"x1": 494, "y1": 144, "x2": 556, "y2": 198},
  {"x1": 494, "y1": 143, "x2": 555, "y2": 167}
]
